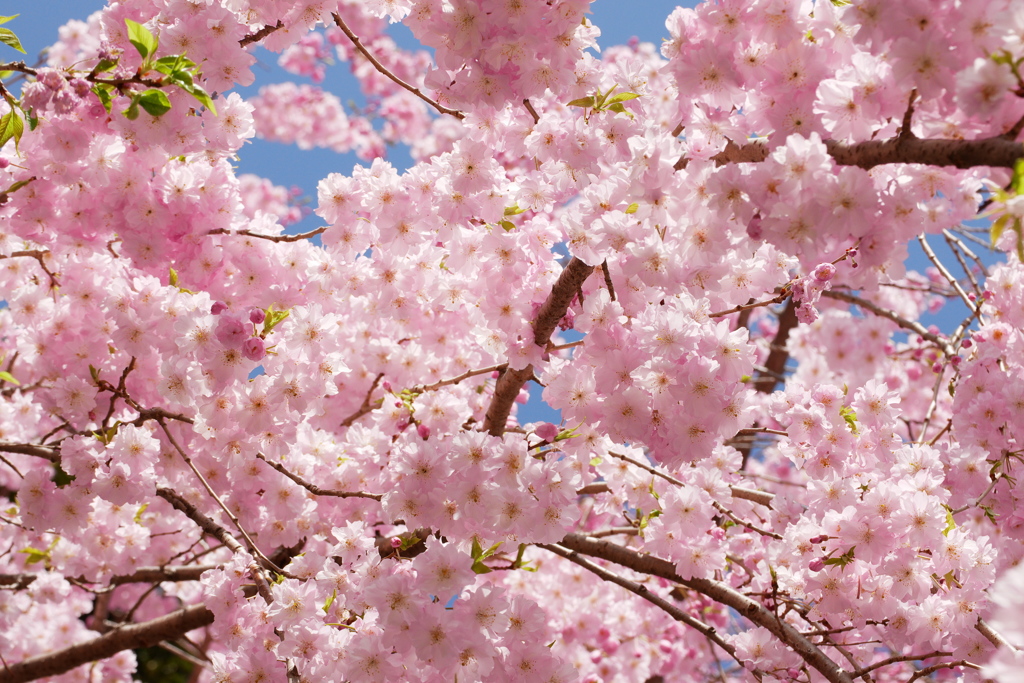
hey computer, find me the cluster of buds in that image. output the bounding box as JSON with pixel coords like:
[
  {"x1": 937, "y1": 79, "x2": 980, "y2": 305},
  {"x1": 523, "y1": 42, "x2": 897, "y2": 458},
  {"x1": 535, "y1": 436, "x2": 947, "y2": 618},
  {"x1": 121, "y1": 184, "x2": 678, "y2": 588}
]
[{"x1": 210, "y1": 302, "x2": 288, "y2": 362}]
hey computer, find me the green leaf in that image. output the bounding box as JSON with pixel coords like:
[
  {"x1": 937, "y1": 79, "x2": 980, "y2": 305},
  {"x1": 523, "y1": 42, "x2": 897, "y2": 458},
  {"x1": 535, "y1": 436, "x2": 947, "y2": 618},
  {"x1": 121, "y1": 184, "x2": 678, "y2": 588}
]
[
  {"x1": 323, "y1": 589, "x2": 336, "y2": 613},
  {"x1": 20, "y1": 546, "x2": 50, "y2": 566},
  {"x1": 92, "y1": 84, "x2": 114, "y2": 112},
  {"x1": 138, "y1": 89, "x2": 171, "y2": 117},
  {"x1": 471, "y1": 560, "x2": 493, "y2": 574},
  {"x1": 504, "y1": 204, "x2": 527, "y2": 216},
  {"x1": 262, "y1": 307, "x2": 290, "y2": 334},
  {"x1": 0, "y1": 15, "x2": 18, "y2": 26},
  {"x1": 567, "y1": 96, "x2": 595, "y2": 108},
  {"x1": 168, "y1": 267, "x2": 179, "y2": 287},
  {"x1": 1013, "y1": 158, "x2": 1024, "y2": 195},
  {"x1": 499, "y1": 220, "x2": 516, "y2": 232},
  {"x1": 123, "y1": 95, "x2": 141, "y2": 120},
  {"x1": 93, "y1": 58, "x2": 118, "y2": 75},
  {"x1": 624, "y1": 202, "x2": 639, "y2": 214},
  {"x1": 943, "y1": 507, "x2": 956, "y2": 536},
  {"x1": 605, "y1": 102, "x2": 634, "y2": 118},
  {"x1": 0, "y1": 27, "x2": 25, "y2": 54},
  {"x1": 134, "y1": 502, "x2": 149, "y2": 523},
  {"x1": 589, "y1": 456, "x2": 603, "y2": 466},
  {"x1": 0, "y1": 108, "x2": 23, "y2": 152},
  {"x1": 169, "y1": 69, "x2": 194, "y2": 88},
  {"x1": 604, "y1": 92, "x2": 640, "y2": 105},
  {"x1": 839, "y1": 405, "x2": 858, "y2": 434},
  {"x1": 991, "y1": 214, "x2": 1010, "y2": 247},
  {"x1": 0, "y1": 370, "x2": 20, "y2": 386},
  {"x1": 184, "y1": 83, "x2": 216, "y2": 114},
  {"x1": 125, "y1": 19, "x2": 158, "y2": 61},
  {"x1": 822, "y1": 546, "x2": 856, "y2": 569}
]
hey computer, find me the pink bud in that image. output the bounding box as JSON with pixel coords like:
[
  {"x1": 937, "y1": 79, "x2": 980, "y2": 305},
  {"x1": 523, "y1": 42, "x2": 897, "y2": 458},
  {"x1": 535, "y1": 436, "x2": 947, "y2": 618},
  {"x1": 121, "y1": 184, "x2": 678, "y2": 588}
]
[
  {"x1": 809, "y1": 558, "x2": 824, "y2": 572},
  {"x1": 961, "y1": 338, "x2": 973, "y2": 349},
  {"x1": 242, "y1": 337, "x2": 266, "y2": 362},
  {"x1": 812, "y1": 263, "x2": 836, "y2": 282},
  {"x1": 535, "y1": 422, "x2": 559, "y2": 442},
  {"x1": 215, "y1": 316, "x2": 247, "y2": 348},
  {"x1": 932, "y1": 361, "x2": 943, "y2": 374},
  {"x1": 211, "y1": 301, "x2": 228, "y2": 315},
  {"x1": 417, "y1": 423, "x2": 431, "y2": 440},
  {"x1": 390, "y1": 537, "x2": 402, "y2": 548},
  {"x1": 383, "y1": 381, "x2": 392, "y2": 393},
  {"x1": 249, "y1": 308, "x2": 266, "y2": 324}
]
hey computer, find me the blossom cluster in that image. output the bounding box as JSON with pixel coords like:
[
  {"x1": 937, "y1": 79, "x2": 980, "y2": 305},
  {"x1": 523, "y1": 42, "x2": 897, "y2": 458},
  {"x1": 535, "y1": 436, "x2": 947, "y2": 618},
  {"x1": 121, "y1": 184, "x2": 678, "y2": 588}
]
[{"x1": 0, "y1": 0, "x2": 1024, "y2": 681}]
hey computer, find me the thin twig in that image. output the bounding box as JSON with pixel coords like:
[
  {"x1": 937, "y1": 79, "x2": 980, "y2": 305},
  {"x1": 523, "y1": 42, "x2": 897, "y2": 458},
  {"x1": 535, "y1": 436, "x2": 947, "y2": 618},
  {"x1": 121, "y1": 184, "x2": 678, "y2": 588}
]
[
  {"x1": 821, "y1": 290, "x2": 954, "y2": 355},
  {"x1": 709, "y1": 291, "x2": 788, "y2": 318},
  {"x1": 410, "y1": 364, "x2": 506, "y2": 394},
  {"x1": 523, "y1": 99, "x2": 540, "y2": 124},
  {"x1": 332, "y1": 12, "x2": 465, "y2": 120},
  {"x1": 851, "y1": 651, "x2": 949, "y2": 678},
  {"x1": 239, "y1": 21, "x2": 283, "y2": 47},
  {"x1": 207, "y1": 227, "x2": 327, "y2": 243},
  {"x1": 253, "y1": 453, "x2": 382, "y2": 501},
  {"x1": 340, "y1": 373, "x2": 385, "y2": 427},
  {"x1": 155, "y1": 419, "x2": 282, "y2": 581},
  {"x1": 0, "y1": 249, "x2": 58, "y2": 289},
  {"x1": 917, "y1": 234, "x2": 976, "y2": 312},
  {"x1": 897, "y1": 89, "x2": 918, "y2": 142},
  {"x1": 601, "y1": 259, "x2": 617, "y2": 301}
]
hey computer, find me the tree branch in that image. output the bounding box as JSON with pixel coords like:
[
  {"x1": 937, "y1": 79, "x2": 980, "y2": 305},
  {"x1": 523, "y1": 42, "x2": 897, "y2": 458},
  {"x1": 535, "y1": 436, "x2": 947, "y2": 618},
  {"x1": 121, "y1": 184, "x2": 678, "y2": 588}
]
[
  {"x1": 0, "y1": 565, "x2": 216, "y2": 590},
  {"x1": 677, "y1": 135, "x2": 1024, "y2": 171},
  {"x1": 0, "y1": 603, "x2": 214, "y2": 683},
  {"x1": 539, "y1": 543, "x2": 751, "y2": 674},
  {"x1": 483, "y1": 257, "x2": 595, "y2": 435},
  {"x1": 253, "y1": 452, "x2": 383, "y2": 501},
  {"x1": 821, "y1": 290, "x2": 953, "y2": 355},
  {"x1": 331, "y1": 13, "x2": 465, "y2": 120},
  {"x1": 557, "y1": 533, "x2": 855, "y2": 683},
  {"x1": 239, "y1": 21, "x2": 283, "y2": 47}
]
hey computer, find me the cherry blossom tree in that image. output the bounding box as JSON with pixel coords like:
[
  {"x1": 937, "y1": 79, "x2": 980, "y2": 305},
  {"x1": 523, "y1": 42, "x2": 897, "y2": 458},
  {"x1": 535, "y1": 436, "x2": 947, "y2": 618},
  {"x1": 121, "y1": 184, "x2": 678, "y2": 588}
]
[{"x1": 1, "y1": 1, "x2": 1024, "y2": 681}]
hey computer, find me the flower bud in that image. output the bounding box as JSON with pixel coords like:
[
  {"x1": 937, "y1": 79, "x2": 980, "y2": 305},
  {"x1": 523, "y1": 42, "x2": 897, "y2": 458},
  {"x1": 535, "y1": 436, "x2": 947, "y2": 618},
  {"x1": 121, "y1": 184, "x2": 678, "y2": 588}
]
[
  {"x1": 215, "y1": 315, "x2": 247, "y2": 348},
  {"x1": 211, "y1": 301, "x2": 228, "y2": 315},
  {"x1": 809, "y1": 558, "x2": 825, "y2": 572},
  {"x1": 812, "y1": 263, "x2": 836, "y2": 282},
  {"x1": 417, "y1": 423, "x2": 431, "y2": 440},
  {"x1": 242, "y1": 336, "x2": 266, "y2": 362},
  {"x1": 249, "y1": 308, "x2": 266, "y2": 324}
]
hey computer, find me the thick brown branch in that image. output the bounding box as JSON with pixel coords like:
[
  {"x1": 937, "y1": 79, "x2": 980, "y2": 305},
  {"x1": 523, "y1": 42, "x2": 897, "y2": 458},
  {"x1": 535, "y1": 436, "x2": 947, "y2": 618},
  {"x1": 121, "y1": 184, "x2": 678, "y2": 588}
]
[
  {"x1": 557, "y1": 533, "x2": 854, "y2": 683},
  {"x1": 752, "y1": 297, "x2": 797, "y2": 394},
  {"x1": 678, "y1": 135, "x2": 1024, "y2": 171},
  {"x1": 0, "y1": 443, "x2": 59, "y2": 462},
  {"x1": 483, "y1": 257, "x2": 595, "y2": 435},
  {"x1": 0, "y1": 604, "x2": 214, "y2": 683},
  {"x1": 332, "y1": 13, "x2": 465, "y2": 120},
  {"x1": 0, "y1": 565, "x2": 216, "y2": 590}
]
